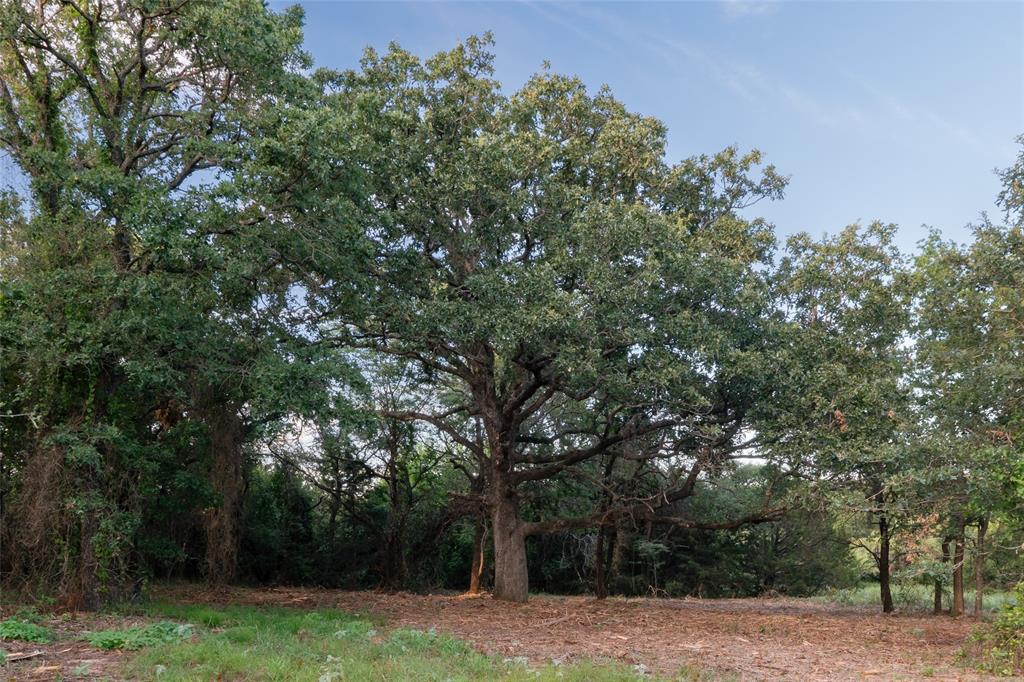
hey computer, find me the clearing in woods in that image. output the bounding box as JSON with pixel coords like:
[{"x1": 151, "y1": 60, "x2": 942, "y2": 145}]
[
  {"x1": 152, "y1": 585, "x2": 988, "y2": 680},
  {"x1": 0, "y1": 585, "x2": 996, "y2": 680}
]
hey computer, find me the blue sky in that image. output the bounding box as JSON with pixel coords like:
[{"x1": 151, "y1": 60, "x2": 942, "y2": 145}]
[{"x1": 277, "y1": 0, "x2": 1022, "y2": 252}]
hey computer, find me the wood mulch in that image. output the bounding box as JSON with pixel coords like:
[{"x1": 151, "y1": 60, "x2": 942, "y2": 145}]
[{"x1": 155, "y1": 584, "x2": 999, "y2": 681}]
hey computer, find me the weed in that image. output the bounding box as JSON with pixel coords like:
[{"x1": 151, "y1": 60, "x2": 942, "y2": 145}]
[
  {"x1": 0, "y1": 618, "x2": 53, "y2": 643},
  {"x1": 84, "y1": 621, "x2": 195, "y2": 650}
]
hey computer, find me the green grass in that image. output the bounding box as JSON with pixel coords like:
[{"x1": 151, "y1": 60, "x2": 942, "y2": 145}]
[
  {"x1": 0, "y1": 617, "x2": 53, "y2": 643},
  {"x1": 122, "y1": 602, "x2": 658, "y2": 681},
  {"x1": 812, "y1": 583, "x2": 1016, "y2": 613}
]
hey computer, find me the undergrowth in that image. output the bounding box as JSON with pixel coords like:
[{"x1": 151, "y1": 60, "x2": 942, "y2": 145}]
[
  {"x1": 84, "y1": 621, "x2": 196, "y2": 650},
  {"x1": 0, "y1": 617, "x2": 52, "y2": 644},
  {"x1": 960, "y1": 583, "x2": 1024, "y2": 676}
]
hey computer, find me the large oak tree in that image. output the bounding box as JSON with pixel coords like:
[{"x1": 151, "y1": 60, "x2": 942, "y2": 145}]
[{"x1": 309, "y1": 37, "x2": 798, "y2": 601}]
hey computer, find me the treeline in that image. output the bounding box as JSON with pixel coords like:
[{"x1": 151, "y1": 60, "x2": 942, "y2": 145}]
[{"x1": 0, "y1": 0, "x2": 1022, "y2": 616}]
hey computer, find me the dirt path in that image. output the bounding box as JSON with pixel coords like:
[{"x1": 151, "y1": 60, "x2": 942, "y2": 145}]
[{"x1": 157, "y1": 585, "x2": 996, "y2": 680}]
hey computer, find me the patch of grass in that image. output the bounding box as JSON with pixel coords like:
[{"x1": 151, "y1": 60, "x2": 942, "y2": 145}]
[
  {"x1": 0, "y1": 617, "x2": 53, "y2": 643},
  {"x1": 11, "y1": 607, "x2": 43, "y2": 623},
  {"x1": 84, "y1": 621, "x2": 195, "y2": 650},
  {"x1": 675, "y1": 663, "x2": 740, "y2": 681},
  {"x1": 123, "y1": 603, "x2": 655, "y2": 681},
  {"x1": 813, "y1": 583, "x2": 1015, "y2": 613}
]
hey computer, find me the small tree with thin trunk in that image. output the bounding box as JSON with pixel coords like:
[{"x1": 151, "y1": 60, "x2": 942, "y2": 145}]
[
  {"x1": 776, "y1": 223, "x2": 912, "y2": 613},
  {"x1": 911, "y1": 140, "x2": 1024, "y2": 619}
]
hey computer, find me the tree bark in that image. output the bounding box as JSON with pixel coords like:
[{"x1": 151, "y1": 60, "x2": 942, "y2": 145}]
[
  {"x1": 381, "y1": 518, "x2": 407, "y2": 590},
  {"x1": 952, "y1": 525, "x2": 965, "y2": 617},
  {"x1": 878, "y1": 514, "x2": 894, "y2": 613},
  {"x1": 77, "y1": 500, "x2": 102, "y2": 611},
  {"x1": 326, "y1": 496, "x2": 341, "y2": 552},
  {"x1": 594, "y1": 456, "x2": 617, "y2": 600},
  {"x1": 612, "y1": 521, "x2": 632, "y2": 594},
  {"x1": 491, "y1": 490, "x2": 528, "y2": 602},
  {"x1": 468, "y1": 515, "x2": 487, "y2": 594},
  {"x1": 78, "y1": 364, "x2": 120, "y2": 610},
  {"x1": 595, "y1": 522, "x2": 609, "y2": 599},
  {"x1": 974, "y1": 517, "x2": 988, "y2": 618},
  {"x1": 202, "y1": 402, "x2": 245, "y2": 585},
  {"x1": 380, "y1": 433, "x2": 408, "y2": 591},
  {"x1": 937, "y1": 537, "x2": 951, "y2": 615},
  {"x1": 603, "y1": 524, "x2": 618, "y2": 596}
]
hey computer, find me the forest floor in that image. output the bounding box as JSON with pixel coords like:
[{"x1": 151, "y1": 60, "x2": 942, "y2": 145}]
[
  {"x1": 156, "y1": 584, "x2": 993, "y2": 681},
  {"x1": 0, "y1": 585, "x2": 1000, "y2": 680}
]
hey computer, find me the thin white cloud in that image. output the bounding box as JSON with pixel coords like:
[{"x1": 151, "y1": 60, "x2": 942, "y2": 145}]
[
  {"x1": 522, "y1": 1, "x2": 607, "y2": 50},
  {"x1": 840, "y1": 69, "x2": 995, "y2": 156},
  {"x1": 655, "y1": 36, "x2": 872, "y2": 132},
  {"x1": 553, "y1": 1, "x2": 999, "y2": 152},
  {"x1": 562, "y1": 3, "x2": 866, "y2": 129},
  {"x1": 721, "y1": 0, "x2": 779, "y2": 20}
]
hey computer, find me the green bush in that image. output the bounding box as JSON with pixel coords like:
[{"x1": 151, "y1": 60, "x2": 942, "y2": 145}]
[
  {"x1": 84, "y1": 621, "x2": 195, "y2": 651},
  {"x1": 961, "y1": 582, "x2": 1024, "y2": 676},
  {"x1": 0, "y1": 618, "x2": 53, "y2": 643}
]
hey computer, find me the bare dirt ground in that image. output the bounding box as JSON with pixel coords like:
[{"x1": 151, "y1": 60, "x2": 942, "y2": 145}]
[
  {"x1": 155, "y1": 584, "x2": 998, "y2": 681},
  {"x1": 0, "y1": 612, "x2": 142, "y2": 681}
]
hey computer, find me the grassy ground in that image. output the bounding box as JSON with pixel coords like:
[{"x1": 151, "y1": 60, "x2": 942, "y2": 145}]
[
  {"x1": 812, "y1": 583, "x2": 1016, "y2": 614},
  {"x1": 118, "y1": 602, "x2": 674, "y2": 681},
  {"x1": 3, "y1": 587, "x2": 1005, "y2": 680}
]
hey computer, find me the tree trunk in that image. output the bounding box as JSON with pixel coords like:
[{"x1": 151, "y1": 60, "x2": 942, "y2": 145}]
[
  {"x1": 595, "y1": 522, "x2": 609, "y2": 599},
  {"x1": 381, "y1": 512, "x2": 407, "y2": 590},
  {"x1": 937, "y1": 537, "x2": 951, "y2": 615},
  {"x1": 381, "y1": 532, "x2": 406, "y2": 590},
  {"x1": 612, "y1": 521, "x2": 632, "y2": 594},
  {"x1": 326, "y1": 497, "x2": 341, "y2": 552},
  {"x1": 603, "y1": 524, "x2": 618, "y2": 595},
  {"x1": 77, "y1": 501, "x2": 102, "y2": 611},
  {"x1": 202, "y1": 402, "x2": 245, "y2": 585},
  {"x1": 491, "y1": 492, "x2": 528, "y2": 602},
  {"x1": 879, "y1": 514, "x2": 894, "y2": 613},
  {"x1": 952, "y1": 526, "x2": 965, "y2": 617},
  {"x1": 78, "y1": 365, "x2": 120, "y2": 610},
  {"x1": 594, "y1": 457, "x2": 617, "y2": 600},
  {"x1": 468, "y1": 515, "x2": 487, "y2": 594},
  {"x1": 974, "y1": 517, "x2": 988, "y2": 618},
  {"x1": 380, "y1": 449, "x2": 407, "y2": 590}
]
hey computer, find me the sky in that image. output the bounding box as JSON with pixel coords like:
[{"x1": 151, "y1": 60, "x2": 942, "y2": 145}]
[{"x1": 272, "y1": 0, "x2": 1024, "y2": 253}]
